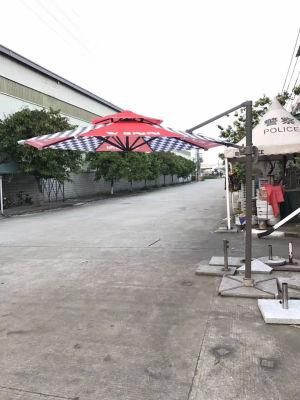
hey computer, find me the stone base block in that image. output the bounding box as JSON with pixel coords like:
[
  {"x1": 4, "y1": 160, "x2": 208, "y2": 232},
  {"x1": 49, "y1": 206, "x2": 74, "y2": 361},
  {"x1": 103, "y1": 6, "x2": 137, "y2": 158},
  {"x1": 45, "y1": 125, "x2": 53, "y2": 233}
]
[
  {"x1": 258, "y1": 299, "x2": 300, "y2": 324},
  {"x1": 195, "y1": 264, "x2": 236, "y2": 277},
  {"x1": 219, "y1": 275, "x2": 278, "y2": 299},
  {"x1": 258, "y1": 256, "x2": 286, "y2": 267},
  {"x1": 209, "y1": 256, "x2": 243, "y2": 267}
]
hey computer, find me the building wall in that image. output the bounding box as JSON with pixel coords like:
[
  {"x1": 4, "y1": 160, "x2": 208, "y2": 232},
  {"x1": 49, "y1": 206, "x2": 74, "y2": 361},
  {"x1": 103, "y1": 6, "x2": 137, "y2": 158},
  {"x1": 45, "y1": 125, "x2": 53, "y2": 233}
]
[
  {"x1": 2, "y1": 172, "x2": 188, "y2": 208},
  {"x1": 0, "y1": 92, "x2": 88, "y2": 127},
  {"x1": 0, "y1": 54, "x2": 117, "y2": 119}
]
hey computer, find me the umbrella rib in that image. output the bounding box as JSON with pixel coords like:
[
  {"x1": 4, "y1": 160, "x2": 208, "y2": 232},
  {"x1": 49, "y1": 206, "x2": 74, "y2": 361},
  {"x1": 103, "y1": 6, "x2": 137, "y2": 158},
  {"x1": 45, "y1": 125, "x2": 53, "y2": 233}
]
[
  {"x1": 114, "y1": 136, "x2": 126, "y2": 149},
  {"x1": 131, "y1": 137, "x2": 157, "y2": 151},
  {"x1": 129, "y1": 137, "x2": 143, "y2": 150},
  {"x1": 99, "y1": 137, "x2": 125, "y2": 151}
]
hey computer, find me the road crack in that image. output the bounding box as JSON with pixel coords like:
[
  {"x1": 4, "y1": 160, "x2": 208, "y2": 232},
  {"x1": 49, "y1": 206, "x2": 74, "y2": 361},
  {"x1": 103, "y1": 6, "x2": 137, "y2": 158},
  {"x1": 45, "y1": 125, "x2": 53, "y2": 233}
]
[{"x1": 0, "y1": 384, "x2": 78, "y2": 399}]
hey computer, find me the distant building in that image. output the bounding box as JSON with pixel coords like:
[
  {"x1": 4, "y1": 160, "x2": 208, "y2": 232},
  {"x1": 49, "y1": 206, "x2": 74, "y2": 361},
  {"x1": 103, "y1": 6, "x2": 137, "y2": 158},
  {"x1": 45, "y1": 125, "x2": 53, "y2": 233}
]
[
  {"x1": 0, "y1": 44, "x2": 124, "y2": 205},
  {"x1": 0, "y1": 44, "x2": 121, "y2": 125}
]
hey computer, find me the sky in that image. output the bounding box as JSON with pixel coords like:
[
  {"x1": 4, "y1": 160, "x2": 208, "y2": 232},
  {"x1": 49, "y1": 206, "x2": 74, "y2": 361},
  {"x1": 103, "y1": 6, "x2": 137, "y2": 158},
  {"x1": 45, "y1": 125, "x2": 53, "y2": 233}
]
[{"x1": 1, "y1": 0, "x2": 300, "y2": 165}]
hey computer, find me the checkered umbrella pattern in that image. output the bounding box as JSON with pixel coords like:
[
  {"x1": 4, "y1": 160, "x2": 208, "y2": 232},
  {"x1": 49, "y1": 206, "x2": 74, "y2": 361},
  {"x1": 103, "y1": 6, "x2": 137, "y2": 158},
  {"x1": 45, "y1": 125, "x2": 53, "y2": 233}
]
[{"x1": 19, "y1": 110, "x2": 228, "y2": 153}]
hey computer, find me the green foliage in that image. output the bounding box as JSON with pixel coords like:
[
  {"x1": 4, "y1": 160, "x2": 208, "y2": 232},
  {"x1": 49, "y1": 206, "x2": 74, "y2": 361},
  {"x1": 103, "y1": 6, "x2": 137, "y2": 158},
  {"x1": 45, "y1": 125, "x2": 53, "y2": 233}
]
[
  {"x1": 218, "y1": 91, "x2": 294, "y2": 144},
  {"x1": 146, "y1": 154, "x2": 162, "y2": 181},
  {"x1": 232, "y1": 163, "x2": 246, "y2": 183},
  {"x1": 294, "y1": 86, "x2": 300, "y2": 96},
  {"x1": 157, "y1": 152, "x2": 179, "y2": 177},
  {"x1": 0, "y1": 108, "x2": 82, "y2": 182},
  {"x1": 87, "y1": 152, "x2": 196, "y2": 188},
  {"x1": 87, "y1": 152, "x2": 125, "y2": 182},
  {"x1": 174, "y1": 155, "x2": 196, "y2": 178},
  {"x1": 123, "y1": 153, "x2": 151, "y2": 184}
]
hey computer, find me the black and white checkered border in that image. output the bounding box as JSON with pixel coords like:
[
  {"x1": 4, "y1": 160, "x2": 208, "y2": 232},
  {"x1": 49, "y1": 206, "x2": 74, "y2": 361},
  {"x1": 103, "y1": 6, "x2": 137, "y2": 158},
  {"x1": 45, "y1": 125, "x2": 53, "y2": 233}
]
[
  {"x1": 48, "y1": 137, "x2": 104, "y2": 152},
  {"x1": 26, "y1": 123, "x2": 106, "y2": 142},
  {"x1": 145, "y1": 137, "x2": 197, "y2": 152}
]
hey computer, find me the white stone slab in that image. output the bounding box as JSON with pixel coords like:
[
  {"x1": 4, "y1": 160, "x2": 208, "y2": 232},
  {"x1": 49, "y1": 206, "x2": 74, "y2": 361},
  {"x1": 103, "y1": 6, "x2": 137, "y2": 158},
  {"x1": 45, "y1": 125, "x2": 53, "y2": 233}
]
[
  {"x1": 195, "y1": 263, "x2": 236, "y2": 277},
  {"x1": 209, "y1": 256, "x2": 243, "y2": 267},
  {"x1": 258, "y1": 299, "x2": 300, "y2": 324},
  {"x1": 237, "y1": 259, "x2": 273, "y2": 274}
]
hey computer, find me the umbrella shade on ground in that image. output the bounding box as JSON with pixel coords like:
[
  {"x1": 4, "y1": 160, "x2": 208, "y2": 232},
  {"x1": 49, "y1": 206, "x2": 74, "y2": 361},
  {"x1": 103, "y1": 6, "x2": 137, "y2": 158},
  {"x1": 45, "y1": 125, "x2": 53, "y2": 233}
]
[
  {"x1": 19, "y1": 110, "x2": 230, "y2": 153},
  {"x1": 224, "y1": 98, "x2": 300, "y2": 159}
]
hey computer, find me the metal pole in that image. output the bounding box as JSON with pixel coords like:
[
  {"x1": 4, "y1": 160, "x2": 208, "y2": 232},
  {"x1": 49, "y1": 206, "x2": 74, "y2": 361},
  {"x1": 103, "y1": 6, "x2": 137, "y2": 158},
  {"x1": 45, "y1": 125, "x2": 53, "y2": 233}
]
[
  {"x1": 0, "y1": 175, "x2": 3, "y2": 215},
  {"x1": 222, "y1": 239, "x2": 229, "y2": 271},
  {"x1": 244, "y1": 101, "x2": 253, "y2": 284},
  {"x1": 196, "y1": 149, "x2": 200, "y2": 181},
  {"x1": 268, "y1": 245, "x2": 273, "y2": 261},
  {"x1": 288, "y1": 242, "x2": 293, "y2": 264},
  {"x1": 282, "y1": 282, "x2": 289, "y2": 309},
  {"x1": 225, "y1": 158, "x2": 231, "y2": 230}
]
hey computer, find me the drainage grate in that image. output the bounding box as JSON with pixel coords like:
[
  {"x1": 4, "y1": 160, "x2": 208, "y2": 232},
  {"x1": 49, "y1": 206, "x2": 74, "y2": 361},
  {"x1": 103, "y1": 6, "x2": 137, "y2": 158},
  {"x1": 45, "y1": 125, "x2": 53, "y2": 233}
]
[{"x1": 260, "y1": 358, "x2": 275, "y2": 369}]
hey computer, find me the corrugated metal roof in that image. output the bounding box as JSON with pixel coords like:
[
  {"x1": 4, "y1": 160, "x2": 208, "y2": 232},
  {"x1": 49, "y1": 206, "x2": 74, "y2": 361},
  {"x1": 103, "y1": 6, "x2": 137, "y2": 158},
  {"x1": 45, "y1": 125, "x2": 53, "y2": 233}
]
[{"x1": 0, "y1": 44, "x2": 122, "y2": 113}]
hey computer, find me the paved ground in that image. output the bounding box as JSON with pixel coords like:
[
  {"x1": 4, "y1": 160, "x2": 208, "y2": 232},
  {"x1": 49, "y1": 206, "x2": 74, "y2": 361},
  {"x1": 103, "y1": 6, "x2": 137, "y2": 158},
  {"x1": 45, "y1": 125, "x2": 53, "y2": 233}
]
[{"x1": 0, "y1": 179, "x2": 299, "y2": 400}]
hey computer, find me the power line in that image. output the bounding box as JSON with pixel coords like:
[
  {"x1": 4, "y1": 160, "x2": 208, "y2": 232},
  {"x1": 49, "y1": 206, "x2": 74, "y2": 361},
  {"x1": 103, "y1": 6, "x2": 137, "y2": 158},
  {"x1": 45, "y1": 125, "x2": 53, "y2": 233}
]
[
  {"x1": 286, "y1": 57, "x2": 299, "y2": 93},
  {"x1": 281, "y1": 27, "x2": 300, "y2": 94},
  {"x1": 19, "y1": 0, "x2": 74, "y2": 50},
  {"x1": 33, "y1": 0, "x2": 91, "y2": 56}
]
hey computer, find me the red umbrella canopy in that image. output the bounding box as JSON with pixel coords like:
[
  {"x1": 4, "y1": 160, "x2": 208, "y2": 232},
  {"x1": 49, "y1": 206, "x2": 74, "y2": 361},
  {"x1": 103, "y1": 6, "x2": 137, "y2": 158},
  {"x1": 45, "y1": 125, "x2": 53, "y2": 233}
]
[{"x1": 19, "y1": 111, "x2": 226, "y2": 153}]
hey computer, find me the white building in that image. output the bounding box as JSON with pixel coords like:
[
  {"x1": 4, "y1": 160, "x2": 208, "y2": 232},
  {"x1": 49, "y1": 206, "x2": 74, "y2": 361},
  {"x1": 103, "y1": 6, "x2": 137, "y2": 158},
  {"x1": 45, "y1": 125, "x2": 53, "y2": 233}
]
[{"x1": 0, "y1": 44, "x2": 121, "y2": 125}]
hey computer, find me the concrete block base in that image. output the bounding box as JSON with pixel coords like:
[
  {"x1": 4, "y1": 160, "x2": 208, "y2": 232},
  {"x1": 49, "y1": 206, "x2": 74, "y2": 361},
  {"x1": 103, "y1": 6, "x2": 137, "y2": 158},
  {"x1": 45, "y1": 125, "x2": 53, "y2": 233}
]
[
  {"x1": 258, "y1": 256, "x2": 286, "y2": 267},
  {"x1": 195, "y1": 263, "x2": 236, "y2": 277},
  {"x1": 272, "y1": 262, "x2": 300, "y2": 272},
  {"x1": 258, "y1": 299, "x2": 300, "y2": 324},
  {"x1": 214, "y1": 227, "x2": 238, "y2": 233},
  {"x1": 209, "y1": 256, "x2": 243, "y2": 267},
  {"x1": 219, "y1": 275, "x2": 278, "y2": 299},
  {"x1": 237, "y1": 259, "x2": 273, "y2": 274}
]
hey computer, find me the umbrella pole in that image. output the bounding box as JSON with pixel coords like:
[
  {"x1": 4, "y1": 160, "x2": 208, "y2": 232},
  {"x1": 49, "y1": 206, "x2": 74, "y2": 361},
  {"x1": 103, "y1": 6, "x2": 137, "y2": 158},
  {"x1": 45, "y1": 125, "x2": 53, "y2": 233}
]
[
  {"x1": 0, "y1": 175, "x2": 3, "y2": 215},
  {"x1": 244, "y1": 101, "x2": 253, "y2": 285},
  {"x1": 225, "y1": 158, "x2": 231, "y2": 230}
]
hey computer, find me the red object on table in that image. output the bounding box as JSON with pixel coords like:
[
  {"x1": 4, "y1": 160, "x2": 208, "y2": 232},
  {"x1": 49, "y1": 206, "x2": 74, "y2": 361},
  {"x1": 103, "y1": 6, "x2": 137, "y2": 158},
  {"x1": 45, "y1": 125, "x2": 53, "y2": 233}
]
[{"x1": 262, "y1": 184, "x2": 284, "y2": 217}]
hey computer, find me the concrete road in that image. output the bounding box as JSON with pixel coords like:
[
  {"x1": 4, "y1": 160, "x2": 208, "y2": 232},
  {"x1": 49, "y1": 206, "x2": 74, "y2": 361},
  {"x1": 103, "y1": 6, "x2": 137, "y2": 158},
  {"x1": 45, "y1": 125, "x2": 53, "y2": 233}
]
[
  {"x1": 0, "y1": 180, "x2": 225, "y2": 400},
  {"x1": 1, "y1": 179, "x2": 300, "y2": 400}
]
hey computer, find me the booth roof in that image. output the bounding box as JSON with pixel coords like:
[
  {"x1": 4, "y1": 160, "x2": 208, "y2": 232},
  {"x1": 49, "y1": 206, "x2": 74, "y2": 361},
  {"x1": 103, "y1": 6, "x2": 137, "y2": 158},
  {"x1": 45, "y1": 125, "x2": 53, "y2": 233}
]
[{"x1": 224, "y1": 98, "x2": 300, "y2": 159}]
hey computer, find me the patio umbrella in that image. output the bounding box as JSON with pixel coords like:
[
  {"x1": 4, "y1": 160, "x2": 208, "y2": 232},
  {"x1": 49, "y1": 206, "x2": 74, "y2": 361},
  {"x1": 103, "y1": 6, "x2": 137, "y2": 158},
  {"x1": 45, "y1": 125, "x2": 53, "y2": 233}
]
[{"x1": 19, "y1": 110, "x2": 229, "y2": 153}]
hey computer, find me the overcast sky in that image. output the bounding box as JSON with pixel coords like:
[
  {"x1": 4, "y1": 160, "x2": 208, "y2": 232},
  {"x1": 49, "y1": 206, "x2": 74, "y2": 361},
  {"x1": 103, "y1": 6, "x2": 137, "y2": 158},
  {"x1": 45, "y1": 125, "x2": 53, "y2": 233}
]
[{"x1": 1, "y1": 0, "x2": 300, "y2": 164}]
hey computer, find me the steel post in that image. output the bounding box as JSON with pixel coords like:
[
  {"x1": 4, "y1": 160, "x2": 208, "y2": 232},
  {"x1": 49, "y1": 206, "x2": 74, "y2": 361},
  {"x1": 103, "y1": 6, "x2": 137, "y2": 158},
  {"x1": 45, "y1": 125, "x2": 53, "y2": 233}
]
[
  {"x1": 225, "y1": 158, "x2": 231, "y2": 230},
  {"x1": 288, "y1": 242, "x2": 293, "y2": 264},
  {"x1": 0, "y1": 175, "x2": 3, "y2": 215},
  {"x1": 282, "y1": 282, "x2": 289, "y2": 309},
  {"x1": 244, "y1": 102, "x2": 253, "y2": 283},
  {"x1": 222, "y1": 239, "x2": 229, "y2": 271},
  {"x1": 268, "y1": 245, "x2": 273, "y2": 261}
]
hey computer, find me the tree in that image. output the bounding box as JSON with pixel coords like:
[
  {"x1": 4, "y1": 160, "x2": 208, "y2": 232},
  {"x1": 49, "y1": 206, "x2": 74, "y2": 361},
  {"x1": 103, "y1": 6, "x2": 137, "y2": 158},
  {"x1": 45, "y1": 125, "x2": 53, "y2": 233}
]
[
  {"x1": 157, "y1": 153, "x2": 179, "y2": 184},
  {"x1": 175, "y1": 156, "x2": 196, "y2": 180},
  {"x1": 123, "y1": 153, "x2": 151, "y2": 191},
  {"x1": 87, "y1": 152, "x2": 125, "y2": 195},
  {"x1": 0, "y1": 108, "x2": 82, "y2": 182},
  {"x1": 146, "y1": 154, "x2": 162, "y2": 184}
]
